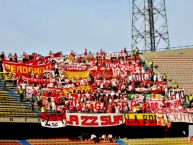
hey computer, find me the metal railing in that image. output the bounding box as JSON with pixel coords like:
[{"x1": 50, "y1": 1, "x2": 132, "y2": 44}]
[{"x1": 140, "y1": 45, "x2": 193, "y2": 52}]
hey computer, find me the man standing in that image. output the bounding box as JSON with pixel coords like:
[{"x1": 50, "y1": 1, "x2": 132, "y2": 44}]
[
  {"x1": 162, "y1": 73, "x2": 167, "y2": 81},
  {"x1": 30, "y1": 95, "x2": 34, "y2": 112},
  {"x1": 173, "y1": 82, "x2": 178, "y2": 89},
  {"x1": 2, "y1": 73, "x2": 6, "y2": 90},
  {"x1": 91, "y1": 133, "x2": 97, "y2": 142},
  {"x1": 18, "y1": 85, "x2": 23, "y2": 102},
  {"x1": 41, "y1": 105, "x2": 45, "y2": 112},
  {"x1": 135, "y1": 47, "x2": 139, "y2": 56},
  {"x1": 0, "y1": 52, "x2": 6, "y2": 59},
  {"x1": 149, "y1": 59, "x2": 153, "y2": 71},
  {"x1": 189, "y1": 93, "x2": 193, "y2": 106}
]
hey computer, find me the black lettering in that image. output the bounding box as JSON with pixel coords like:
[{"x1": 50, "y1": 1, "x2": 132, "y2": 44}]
[
  {"x1": 134, "y1": 115, "x2": 139, "y2": 124},
  {"x1": 148, "y1": 115, "x2": 154, "y2": 123},
  {"x1": 52, "y1": 123, "x2": 58, "y2": 127},
  {"x1": 169, "y1": 90, "x2": 173, "y2": 97},
  {"x1": 180, "y1": 90, "x2": 184, "y2": 98},
  {"x1": 45, "y1": 114, "x2": 51, "y2": 126},
  {"x1": 174, "y1": 91, "x2": 178, "y2": 99},
  {"x1": 143, "y1": 115, "x2": 148, "y2": 124},
  {"x1": 58, "y1": 114, "x2": 64, "y2": 124},
  {"x1": 127, "y1": 115, "x2": 133, "y2": 123},
  {"x1": 154, "y1": 115, "x2": 157, "y2": 124}
]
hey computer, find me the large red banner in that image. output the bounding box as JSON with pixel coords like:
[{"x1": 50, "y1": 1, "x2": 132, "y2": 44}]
[{"x1": 3, "y1": 61, "x2": 51, "y2": 75}]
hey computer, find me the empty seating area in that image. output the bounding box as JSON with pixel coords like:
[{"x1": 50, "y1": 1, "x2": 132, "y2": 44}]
[
  {"x1": 123, "y1": 137, "x2": 192, "y2": 145},
  {"x1": 0, "y1": 86, "x2": 39, "y2": 119},
  {"x1": 27, "y1": 138, "x2": 120, "y2": 145},
  {"x1": 144, "y1": 51, "x2": 193, "y2": 95}
]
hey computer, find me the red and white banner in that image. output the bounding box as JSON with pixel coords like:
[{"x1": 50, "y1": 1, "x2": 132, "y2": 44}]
[
  {"x1": 53, "y1": 101, "x2": 123, "y2": 112},
  {"x1": 147, "y1": 108, "x2": 193, "y2": 113},
  {"x1": 66, "y1": 113, "x2": 125, "y2": 127},
  {"x1": 146, "y1": 100, "x2": 163, "y2": 109},
  {"x1": 27, "y1": 78, "x2": 50, "y2": 84},
  {"x1": 64, "y1": 65, "x2": 87, "y2": 70},
  {"x1": 167, "y1": 113, "x2": 193, "y2": 123},
  {"x1": 63, "y1": 84, "x2": 75, "y2": 89},
  {"x1": 41, "y1": 112, "x2": 66, "y2": 128},
  {"x1": 129, "y1": 99, "x2": 179, "y2": 111},
  {"x1": 106, "y1": 52, "x2": 130, "y2": 57},
  {"x1": 80, "y1": 78, "x2": 89, "y2": 86},
  {"x1": 165, "y1": 99, "x2": 179, "y2": 109}
]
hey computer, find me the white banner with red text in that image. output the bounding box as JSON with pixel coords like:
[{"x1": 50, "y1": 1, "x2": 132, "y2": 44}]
[
  {"x1": 66, "y1": 113, "x2": 125, "y2": 127},
  {"x1": 147, "y1": 108, "x2": 193, "y2": 113},
  {"x1": 129, "y1": 99, "x2": 179, "y2": 111},
  {"x1": 167, "y1": 113, "x2": 193, "y2": 123}
]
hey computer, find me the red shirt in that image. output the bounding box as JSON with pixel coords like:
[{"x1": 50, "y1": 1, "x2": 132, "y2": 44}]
[
  {"x1": 43, "y1": 92, "x2": 48, "y2": 96},
  {"x1": 84, "y1": 50, "x2": 87, "y2": 55},
  {"x1": 90, "y1": 104, "x2": 94, "y2": 111},
  {"x1": 108, "y1": 108, "x2": 112, "y2": 113},
  {"x1": 100, "y1": 50, "x2": 103, "y2": 55},
  {"x1": 78, "y1": 56, "x2": 82, "y2": 61},
  {"x1": 61, "y1": 91, "x2": 64, "y2": 96},
  {"x1": 96, "y1": 52, "x2": 99, "y2": 55}
]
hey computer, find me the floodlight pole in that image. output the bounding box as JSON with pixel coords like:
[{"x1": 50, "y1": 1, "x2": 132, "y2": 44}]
[{"x1": 131, "y1": 0, "x2": 170, "y2": 52}]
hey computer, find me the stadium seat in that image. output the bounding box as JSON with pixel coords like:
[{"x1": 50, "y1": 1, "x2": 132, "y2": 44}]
[{"x1": 143, "y1": 50, "x2": 193, "y2": 95}]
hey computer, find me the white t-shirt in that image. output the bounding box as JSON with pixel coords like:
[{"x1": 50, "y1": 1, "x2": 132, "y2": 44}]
[
  {"x1": 52, "y1": 102, "x2": 56, "y2": 110},
  {"x1": 21, "y1": 84, "x2": 27, "y2": 90},
  {"x1": 102, "y1": 135, "x2": 105, "y2": 139},
  {"x1": 115, "y1": 106, "x2": 120, "y2": 113},
  {"x1": 108, "y1": 134, "x2": 113, "y2": 138},
  {"x1": 91, "y1": 135, "x2": 96, "y2": 139}
]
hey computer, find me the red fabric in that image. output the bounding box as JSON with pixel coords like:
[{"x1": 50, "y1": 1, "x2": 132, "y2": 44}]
[{"x1": 90, "y1": 57, "x2": 93, "y2": 61}]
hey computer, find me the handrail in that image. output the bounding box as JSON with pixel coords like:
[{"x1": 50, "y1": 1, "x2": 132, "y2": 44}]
[{"x1": 140, "y1": 45, "x2": 193, "y2": 52}]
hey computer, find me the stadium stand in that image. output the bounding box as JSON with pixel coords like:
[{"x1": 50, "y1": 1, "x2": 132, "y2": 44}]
[
  {"x1": 0, "y1": 48, "x2": 192, "y2": 144},
  {"x1": 0, "y1": 80, "x2": 39, "y2": 121},
  {"x1": 141, "y1": 48, "x2": 193, "y2": 95}
]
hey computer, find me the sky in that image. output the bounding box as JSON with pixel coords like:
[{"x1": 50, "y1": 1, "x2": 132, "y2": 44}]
[{"x1": 0, "y1": 0, "x2": 193, "y2": 56}]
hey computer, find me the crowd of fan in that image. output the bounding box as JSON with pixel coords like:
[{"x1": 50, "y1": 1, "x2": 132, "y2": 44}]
[{"x1": 0, "y1": 48, "x2": 192, "y2": 113}]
